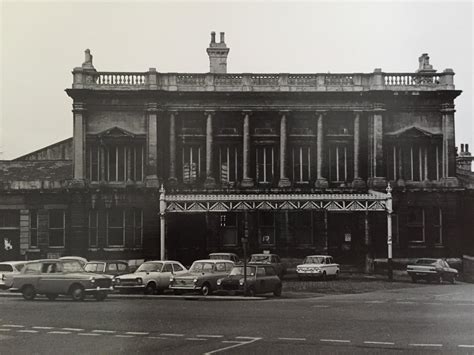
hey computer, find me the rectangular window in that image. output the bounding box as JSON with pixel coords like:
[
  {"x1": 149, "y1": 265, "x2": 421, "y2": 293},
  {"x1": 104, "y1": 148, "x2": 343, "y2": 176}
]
[
  {"x1": 89, "y1": 210, "x2": 99, "y2": 247},
  {"x1": 182, "y1": 145, "x2": 202, "y2": 183},
  {"x1": 328, "y1": 144, "x2": 350, "y2": 182},
  {"x1": 433, "y1": 208, "x2": 443, "y2": 245},
  {"x1": 258, "y1": 212, "x2": 275, "y2": 246},
  {"x1": 30, "y1": 210, "x2": 38, "y2": 248},
  {"x1": 0, "y1": 210, "x2": 20, "y2": 252},
  {"x1": 48, "y1": 210, "x2": 65, "y2": 247},
  {"x1": 133, "y1": 209, "x2": 143, "y2": 247},
  {"x1": 107, "y1": 209, "x2": 125, "y2": 247},
  {"x1": 221, "y1": 213, "x2": 238, "y2": 246},
  {"x1": 256, "y1": 146, "x2": 275, "y2": 184},
  {"x1": 407, "y1": 207, "x2": 425, "y2": 243},
  {"x1": 219, "y1": 146, "x2": 240, "y2": 184},
  {"x1": 291, "y1": 146, "x2": 311, "y2": 183}
]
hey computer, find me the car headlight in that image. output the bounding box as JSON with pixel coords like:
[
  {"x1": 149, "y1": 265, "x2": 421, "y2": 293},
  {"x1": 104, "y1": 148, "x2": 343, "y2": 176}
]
[
  {"x1": 115, "y1": 278, "x2": 120, "y2": 284},
  {"x1": 169, "y1": 276, "x2": 175, "y2": 283},
  {"x1": 239, "y1": 278, "x2": 244, "y2": 286},
  {"x1": 136, "y1": 277, "x2": 143, "y2": 284},
  {"x1": 89, "y1": 277, "x2": 96, "y2": 284},
  {"x1": 193, "y1": 278, "x2": 198, "y2": 284},
  {"x1": 217, "y1": 279, "x2": 222, "y2": 286}
]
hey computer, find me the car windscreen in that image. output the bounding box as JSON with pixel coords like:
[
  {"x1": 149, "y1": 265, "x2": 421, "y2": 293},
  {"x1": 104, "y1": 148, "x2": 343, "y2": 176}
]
[
  {"x1": 304, "y1": 257, "x2": 324, "y2": 264},
  {"x1": 136, "y1": 262, "x2": 162, "y2": 272},
  {"x1": 190, "y1": 262, "x2": 215, "y2": 273},
  {"x1": 416, "y1": 259, "x2": 437, "y2": 265},
  {"x1": 62, "y1": 261, "x2": 85, "y2": 273},
  {"x1": 84, "y1": 263, "x2": 103, "y2": 272},
  {"x1": 0, "y1": 265, "x2": 13, "y2": 272},
  {"x1": 209, "y1": 255, "x2": 228, "y2": 260},
  {"x1": 229, "y1": 266, "x2": 256, "y2": 276},
  {"x1": 250, "y1": 255, "x2": 271, "y2": 263}
]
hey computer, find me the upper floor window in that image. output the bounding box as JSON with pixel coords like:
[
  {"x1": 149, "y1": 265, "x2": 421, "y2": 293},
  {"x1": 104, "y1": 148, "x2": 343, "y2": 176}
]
[
  {"x1": 256, "y1": 146, "x2": 276, "y2": 184},
  {"x1": 86, "y1": 144, "x2": 144, "y2": 182},
  {"x1": 182, "y1": 145, "x2": 203, "y2": 184},
  {"x1": 49, "y1": 210, "x2": 65, "y2": 248},
  {"x1": 328, "y1": 143, "x2": 352, "y2": 182},
  {"x1": 218, "y1": 146, "x2": 240, "y2": 185},
  {"x1": 291, "y1": 146, "x2": 311, "y2": 183}
]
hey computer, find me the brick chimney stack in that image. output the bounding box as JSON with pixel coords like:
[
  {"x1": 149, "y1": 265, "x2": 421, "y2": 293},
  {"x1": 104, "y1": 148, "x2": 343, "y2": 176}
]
[{"x1": 207, "y1": 31, "x2": 230, "y2": 74}]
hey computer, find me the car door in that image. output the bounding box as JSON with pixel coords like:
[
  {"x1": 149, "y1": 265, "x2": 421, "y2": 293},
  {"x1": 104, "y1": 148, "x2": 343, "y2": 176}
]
[
  {"x1": 159, "y1": 263, "x2": 173, "y2": 288},
  {"x1": 326, "y1": 257, "x2": 335, "y2": 275},
  {"x1": 106, "y1": 263, "x2": 118, "y2": 276},
  {"x1": 172, "y1": 263, "x2": 187, "y2": 276},
  {"x1": 264, "y1": 266, "x2": 278, "y2": 292},
  {"x1": 38, "y1": 262, "x2": 64, "y2": 294}
]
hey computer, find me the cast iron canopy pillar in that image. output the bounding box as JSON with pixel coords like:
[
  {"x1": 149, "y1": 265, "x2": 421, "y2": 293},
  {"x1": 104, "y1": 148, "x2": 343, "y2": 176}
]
[
  {"x1": 159, "y1": 184, "x2": 167, "y2": 261},
  {"x1": 386, "y1": 183, "x2": 393, "y2": 281}
]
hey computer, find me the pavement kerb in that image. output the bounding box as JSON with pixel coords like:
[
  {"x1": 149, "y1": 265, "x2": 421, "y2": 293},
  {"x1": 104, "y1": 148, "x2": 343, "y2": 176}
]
[{"x1": 0, "y1": 291, "x2": 264, "y2": 301}]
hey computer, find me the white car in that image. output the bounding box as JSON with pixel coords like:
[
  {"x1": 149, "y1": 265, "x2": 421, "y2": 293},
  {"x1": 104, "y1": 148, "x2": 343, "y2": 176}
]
[
  {"x1": 296, "y1": 255, "x2": 340, "y2": 280},
  {"x1": 0, "y1": 261, "x2": 26, "y2": 289},
  {"x1": 114, "y1": 260, "x2": 187, "y2": 294}
]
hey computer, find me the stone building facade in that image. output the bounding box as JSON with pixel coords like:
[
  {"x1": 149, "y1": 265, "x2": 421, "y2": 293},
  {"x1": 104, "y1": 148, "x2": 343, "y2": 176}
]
[{"x1": 1, "y1": 32, "x2": 472, "y2": 266}]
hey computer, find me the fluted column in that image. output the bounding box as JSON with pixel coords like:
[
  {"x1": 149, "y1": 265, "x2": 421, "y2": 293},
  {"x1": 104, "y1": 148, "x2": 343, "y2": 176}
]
[
  {"x1": 315, "y1": 111, "x2": 328, "y2": 188},
  {"x1": 72, "y1": 102, "x2": 86, "y2": 185},
  {"x1": 145, "y1": 103, "x2": 159, "y2": 188},
  {"x1": 368, "y1": 104, "x2": 387, "y2": 189},
  {"x1": 241, "y1": 110, "x2": 254, "y2": 187},
  {"x1": 204, "y1": 110, "x2": 215, "y2": 188},
  {"x1": 278, "y1": 111, "x2": 291, "y2": 187},
  {"x1": 441, "y1": 103, "x2": 458, "y2": 186},
  {"x1": 352, "y1": 110, "x2": 365, "y2": 188},
  {"x1": 168, "y1": 111, "x2": 178, "y2": 185}
]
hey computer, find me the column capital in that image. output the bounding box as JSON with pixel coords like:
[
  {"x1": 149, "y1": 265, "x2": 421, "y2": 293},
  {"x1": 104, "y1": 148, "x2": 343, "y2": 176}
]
[
  {"x1": 72, "y1": 102, "x2": 87, "y2": 113},
  {"x1": 146, "y1": 102, "x2": 159, "y2": 112},
  {"x1": 241, "y1": 110, "x2": 253, "y2": 116},
  {"x1": 168, "y1": 110, "x2": 179, "y2": 116},
  {"x1": 372, "y1": 103, "x2": 386, "y2": 112},
  {"x1": 315, "y1": 110, "x2": 328, "y2": 117},
  {"x1": 440, "y1": 103, "x2": 455, "y2": 113},
  {"x1": 352, "y1": 109, "x2": 364, "y2": 114},
  {"x1": 204, "y1": 110, "x2": 216, "y2": 117}
]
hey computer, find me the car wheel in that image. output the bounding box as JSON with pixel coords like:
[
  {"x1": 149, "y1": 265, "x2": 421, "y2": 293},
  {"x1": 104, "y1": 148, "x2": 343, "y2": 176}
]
[
  {"x1": 436, "y1": 275, "x2": 442, "y2": 284},
  {"x1": 70, "y1": 285, "x2": 85, "y2": 301},
  {"x1": 22, "y1": 285, "x2": 36, "y2": 301},
  {"x1": 46, "y1": 293, "x2": 58, "y2": 301},
  {"x1": 201, "y1": 283, "x2": 211, "y2": 296},
  {"x1": 246, "y1": 287, "x2": 256, "y2": 297},
  {"x1": 144, "y1": 282, "x2": 156, "y2": 295},
  {"x1": 273, "y1": 284, "x2": 282, "y2": 297},
  {"x1": 450, "y1": 275, "x2": 456, "y2": 284},
  {"x1": 322, "y1": 271, "x2": 327, "y2": 281},
  {"x1": 94, "y1": 292, "x2": 107, "y2": 301},
  {"x1": 334, "y1": 270, "x2": 339, "y2": 280}
]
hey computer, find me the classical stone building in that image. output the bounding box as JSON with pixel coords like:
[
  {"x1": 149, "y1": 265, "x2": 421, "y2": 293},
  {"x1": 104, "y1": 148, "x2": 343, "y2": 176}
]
[{"x1": 1, "y1": 32, "x2": 472, "y2": 267}]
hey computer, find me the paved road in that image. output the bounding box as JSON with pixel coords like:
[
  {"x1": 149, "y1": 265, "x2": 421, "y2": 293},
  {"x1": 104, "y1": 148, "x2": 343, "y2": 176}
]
[{"x1": 0, "y1": 283, "x2": 473, "y2": 354}]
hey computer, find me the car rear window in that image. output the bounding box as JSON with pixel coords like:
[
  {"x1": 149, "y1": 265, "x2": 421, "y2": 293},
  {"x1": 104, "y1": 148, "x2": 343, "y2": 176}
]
[
  {"x1": 416, "y1": 259, "x2": 437, "y2": 265},
  {"x1": 0, "y1": 265, "x2": 13, "y2": 272}
]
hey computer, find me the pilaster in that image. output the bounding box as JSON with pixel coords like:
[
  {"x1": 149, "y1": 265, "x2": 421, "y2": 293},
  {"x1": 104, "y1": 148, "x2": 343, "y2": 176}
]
[
  {"x1": 241, "y1": 110, "x2": 254, "y2": 187},
  {"x1": 441, "y1": 103, "x2": 459, "y2": 187},
  {"x1": 352, "y1": 110, "x2": 366, "y2": 189},
  {"x1": 315, "y1": 111, "x2": 328, "y2": 188},
  {"x1": 204, "y1": 110, "x2": 216, "y2": 188},
  {"x1": 168, "y1": 111, "x2": 178, "y2": 186},
  {"x1": 72, "y1": 102, "x2": 86, "y2": 186},
  {"x1": 145, "y1": 103, "x2": 159, "y2": 188},
  {"x1": 278, "y1": 111, "x2": 291, "y2": 188},
  {"x1": 368, "y1": 104, "x2": 387, "y2": 189}
]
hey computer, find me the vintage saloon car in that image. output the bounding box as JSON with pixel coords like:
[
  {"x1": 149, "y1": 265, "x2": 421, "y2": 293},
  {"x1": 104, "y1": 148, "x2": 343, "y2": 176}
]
[
  {"x1": 217, "y1": 264, "x2": 282, "y2": 297},
  {"x1": 249, "y1": 253, "x2": 286, "y2": 279},
  {"x1": 169, "y1": 259, "x2": 234, "y2": 296},
  {"x1": 84, "y1": 260, "x2": 130, "y2": 277},
  {"x1": 209, "y1": 253, "x2": 240, "y2": 264},
  {"x1": 9, "y1": 259, "x2": 113, "y2": 301},
  {"x1": 407, "y1": 258, "x2": 458, "y2": 284},
  {"x1": 0, "y1": 261, "x2": 25, "y2": 289},
  {"x1": 296, "y1": 255, "x2": 340, "y2": 280},
  {"x1": 114, "y1": 260, "x2": 188, "y2": 294}
]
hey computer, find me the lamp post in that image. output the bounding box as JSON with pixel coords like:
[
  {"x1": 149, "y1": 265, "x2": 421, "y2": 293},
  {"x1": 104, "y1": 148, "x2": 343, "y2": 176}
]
[
  {"x1": 386, "y1": 183, "x2": 393, "y2": 281},
  {"x1": 242, "y1": 211, "x2": 249, "y2": 296}
]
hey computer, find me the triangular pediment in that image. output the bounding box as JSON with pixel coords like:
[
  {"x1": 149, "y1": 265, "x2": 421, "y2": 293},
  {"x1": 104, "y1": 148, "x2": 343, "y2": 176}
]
[
  {"x1": 96, "y1": 126, "x2": 136, "y2": 139},
  {"x1": 386, "y1": 126, "x2": 441, "y2": 139}
]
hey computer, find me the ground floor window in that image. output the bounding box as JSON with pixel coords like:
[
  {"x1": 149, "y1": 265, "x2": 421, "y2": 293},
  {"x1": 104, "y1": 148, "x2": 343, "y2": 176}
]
[
  {"x1": 48, "y1": 210, "x2": 65, "y2": 247},
  {"x1": 220, "y1": 213, "x2": 238, "y2": 246},
  {"x1": 30, "y1": 210, "x2": 38, "y2": 248},
  {"x1": 106, "y1": 208, "x2": 143, "y2": 248},
  {"x1": 258, "y1": 212, "x2": 275, "y2": 246},
  {"x1": 407, "y1": 207, "x2": 425, "y2": 244},
  {"x1": 107, "y1": 209, "x2": 125, "y2": 247},
  {"x1": 0, "y1": 210, "x2": 19, "y2": 253},
  {"x1": 433, "y1": 208, "x2": 443, "y2": 245},
  {"x1": 89, "y1": 210, "x2": 99, "y2": 247}
]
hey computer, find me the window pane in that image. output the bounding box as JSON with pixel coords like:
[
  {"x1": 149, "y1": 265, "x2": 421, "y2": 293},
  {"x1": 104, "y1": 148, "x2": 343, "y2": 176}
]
[
  {"x1": 109, "y1": 210, "x2": 123, "y2": 228},
  {"x1": 49, "y1": 210, "x2": 64, "y2": 228},
  {"x1": 49, "y1": 230, "x2": 64, "y2": 247},
  {"x1": 0, "y1": 210, "x2": 20, "y2": 228}
]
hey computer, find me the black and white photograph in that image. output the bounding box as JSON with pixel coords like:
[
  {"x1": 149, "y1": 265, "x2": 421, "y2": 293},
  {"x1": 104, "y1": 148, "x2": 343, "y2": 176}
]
[{"x1": 1, "y1": 0, "x2": 473, "y2": 353}]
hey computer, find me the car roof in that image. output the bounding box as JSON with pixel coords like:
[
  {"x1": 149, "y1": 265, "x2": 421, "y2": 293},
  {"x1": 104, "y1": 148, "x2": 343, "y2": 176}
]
[
  {"x1": 305, "y1": 255, "x2": 331, "y2": 258},
  {"x1": 251, "y1": 253, "x2": 278, "y2": 256},
  {"x1": 193, "y1": 259, "x2": 234, "y2": 263},
  {"x1": 86, "y1": 260, "x2": 128, "y2": 264},
  {"x1": 25, "y1": 259, "x2": 62, "y2": 263},
  {"x1": 0, "y1": 261, "x2": 26, "y2": 265},
  {"x1": 209, "y1": 253, "x2": 237, "y2": 256}
]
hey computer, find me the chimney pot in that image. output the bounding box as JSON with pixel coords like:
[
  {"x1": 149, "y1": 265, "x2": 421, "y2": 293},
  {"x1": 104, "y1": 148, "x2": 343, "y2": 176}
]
[
  {"x1": 211, "y1": 31, "x2": 216, "y2": 43},
  {"x1": 220, "y1": 32, "x2": 225, "y2": 43},
  {"x1": 467, "y1": 144, "x2": 470, "y2": 153},
  {"x1": 461, "y1": 144, "x2": 465, "y2": 152}
]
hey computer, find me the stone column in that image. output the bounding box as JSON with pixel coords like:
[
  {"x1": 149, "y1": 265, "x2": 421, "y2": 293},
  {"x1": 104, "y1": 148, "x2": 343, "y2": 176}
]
[
  {"x1": 72, "y1": 102, "x2": 86, "y2": 184},
  {"x1": 145, "y1": 103, "x2": 159, "y2": 187},
  {"x1": 241, "y1": 111, "x2": 254, "y2": 187},
  {"x1": 315, "y1": 111, "x2": 328, "y2": 188},
  {"x1": 368, "y1": 104, "x2": 387, "y2": 189},
  {"x1": 204, "y1": 110, "x2": 216, "y2": 188},
  {"x1": 441, "y1": 103, "x2": 458, "y2": 186},
  {"x1": 352, "y1": 110, "x2": 365, "y2": 188},
  {"x1": 278, "y1": 111, "x2": 291, "y2": 187},
  {"x1": 168, "y1": 111, "x2": 178, "y2": 185}
]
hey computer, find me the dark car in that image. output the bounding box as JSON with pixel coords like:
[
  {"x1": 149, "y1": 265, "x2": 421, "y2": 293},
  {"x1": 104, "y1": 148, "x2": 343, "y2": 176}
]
[
  {"x1": 407, "y1": 258, "x2": 458, "y2": 284},
  {"x1": 217, "y1": 264, "x2": 282, "y2": 297},
  {"x1": 84, "y1": 261, "x2": 130, "y2": 277},
  {"x1": 249, "y1": 253, "x2": 286, "y2": 279},
  {"x1": 209, "y1": 253, "x2": 240, "y2": 264}
]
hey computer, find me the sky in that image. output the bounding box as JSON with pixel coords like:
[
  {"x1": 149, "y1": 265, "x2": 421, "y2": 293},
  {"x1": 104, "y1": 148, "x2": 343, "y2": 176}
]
[{"x1": 1, "y1": 0, "x2": 473, "y2": 160}]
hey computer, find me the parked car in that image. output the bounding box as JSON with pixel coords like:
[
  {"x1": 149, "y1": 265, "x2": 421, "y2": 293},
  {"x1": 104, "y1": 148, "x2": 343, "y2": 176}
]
[
  {"x1": 217, "y1": 264, "x2": 282, "y2": 297},
  {"x1": 9, "y1": 259, "x2": 113, "y2": 301},
  {"x1": 249, "y1": 253, "x2": 286, "y2": 279},
  {"x1": 127, "y1": 259, "x2": 145, "y2": 273},
  {"x1": 84, "y1": 260, "x2": 130, "y2": 278},
  {"x1": 114, "y1": 260, "x2": 188, "y2": 294},
  {"x1": 296, "y1": 255, "x2": 340, "y2": 280},
  {"x1": 59, "y1": 256, "x2": 87, "y2": 268},
  {"x1": 209, "y1": 252, "x2": 240, "y2": 264},
  {"x1": 0, "y1": 261, "x2": 26, "y2": 289},
  {"x1": 407, "y1": 258, "x2": 458, "y2": 284},
  {"x1": 169, "y1": 259, "x2": 234, "y2": 296}
]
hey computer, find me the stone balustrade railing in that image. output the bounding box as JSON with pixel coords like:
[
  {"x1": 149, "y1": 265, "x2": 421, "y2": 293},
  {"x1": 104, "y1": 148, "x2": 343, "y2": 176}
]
[{"x1": 72, "y1": 68, "x2": 455, "y2": 91}]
